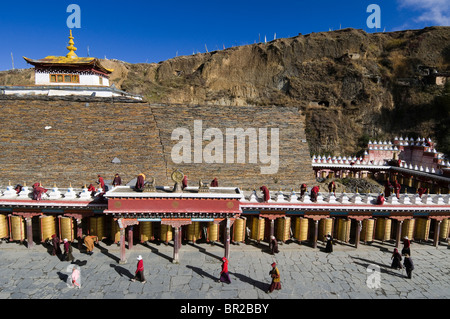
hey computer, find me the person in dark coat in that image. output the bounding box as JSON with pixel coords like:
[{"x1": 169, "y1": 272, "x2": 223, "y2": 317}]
[
  {"x1": 325, "y1": 232, "x2": 333, "y2": 253},
  {"x1": 328, "y1": 181, "x2": 336, "y2": 195},
  {"x1": 391, "y1": 248, "x2": 402, "y2": 269},
  {"x1": 269, "y1": 236, "x2": 279, "y2": 255},
  {"x1": 135, "y1": 174, "x2": 145, "y2": 192},
  {"x1": 403, "y1": 254, "x2": 414, "y2": 279},
  {"x1": 210, "y1": 178, "x2": 219, "y2": 187},
  {"x1": 401, "y1": 236, "x2": 411, "y2": 256},
  {"x1": 112, "y1": 174, "x2": 122, "y2": 187},
  {"x1": 219, "y1": 257, "x2": 231, "y2": 284},
  {"x1": 384, "y1": 179, "x2": 392, "y2": 197},
  {"x1": 267, "y1": 262, "x2": 281, "y2": 293},
  {"x1": 51, "y1": 234, "x2": 62, "y2": 257},
  {"x1": 63, "y1": 238, "x2": 74, "y2": 262},
  {"x1": 300, "y1": 184, "x2": 307, "y2": 197}
]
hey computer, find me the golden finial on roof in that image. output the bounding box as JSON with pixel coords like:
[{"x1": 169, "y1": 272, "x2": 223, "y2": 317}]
[{"x1": 66, "y1": 29, "x2": 78, "y2": 58}]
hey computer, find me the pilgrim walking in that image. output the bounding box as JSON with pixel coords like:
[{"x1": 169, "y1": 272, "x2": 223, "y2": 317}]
[
  {"x1": 391, "y1": 248, "x2": 402, "y2": 270},
  {"x1": 403, "y1": 254, "x2": 414, "y2": 279},
  {"x1": 84, "y1": 235, "x2": 97, "y2": 255},
  {"x1": 267, "y1": 262, "x2": 281, "y2": 293},
  {"x1": 325, "y1": 232, "x2": 333, "y2": 253},
  {"x1": 402, "y1": 236, "x2": 411, "y2": 256},
  {"x1": 51, "y1": 234, "x2": 62, "y2": 258},
  {"x1": 218, "y1": 257, "x2": 231, "y2": 284},
  {"x1": 131, "y1": 255, "x2": 146, "y2": 283},
  {"x1": 269, "y1": 236, "x2": 279, "y2": 255},
  {"x1": 63, "y1": 238, "x2": 74, "y2": 262}
]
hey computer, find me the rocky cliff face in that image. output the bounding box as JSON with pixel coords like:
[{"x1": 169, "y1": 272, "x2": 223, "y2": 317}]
[{"x1": 2, "y1": 27, "x2": 450, "y2": 157}]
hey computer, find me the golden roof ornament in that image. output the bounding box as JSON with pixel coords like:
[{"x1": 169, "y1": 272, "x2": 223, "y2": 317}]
[{"x1": 66, "y1": 29, "x2": 78, "y2": 58}]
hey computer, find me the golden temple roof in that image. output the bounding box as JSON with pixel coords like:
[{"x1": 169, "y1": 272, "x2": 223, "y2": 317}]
[{"x1": 23, "y1": 30, "x2": 114, "y2": 74}]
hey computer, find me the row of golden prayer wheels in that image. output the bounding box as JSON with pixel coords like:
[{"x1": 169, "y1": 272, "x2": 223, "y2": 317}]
[{"x1": 1, "y1": 214, "x2": 449, "y2": 246}]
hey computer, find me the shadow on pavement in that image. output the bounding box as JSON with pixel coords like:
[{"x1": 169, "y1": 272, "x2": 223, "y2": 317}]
[
  {"x1": 351, "y1": 256, "x2": 405, "y2": 278},
  {"x1": 110, "y1": 264, "x2": 134, "y2": 279},
  {"x1": 229, "y1": 271, "x2": 269, "y2": 292},
  {"x1": 186, "y1": 265, "x2": 218, "y2": 282},
  {"x1": 95, "y1": 243, "x2": 120, "y2": 263}
]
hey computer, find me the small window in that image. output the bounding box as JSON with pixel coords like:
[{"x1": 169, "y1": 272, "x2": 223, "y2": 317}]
[
  {"x1": 72, "y1": 75, "x2": 79, "y2": 83},
  {"x1": 64, "y1": 75, "x2": 72, "y2": 83},
  {"x1": 50, "y1": 75, "x2": 57, "y2": 82},
  {"x1": 99, "y1": 77, "x2": 103, "y2": 85},
  {"x1": 57, "y1": 75, "x2": 63, "y2": 82}
]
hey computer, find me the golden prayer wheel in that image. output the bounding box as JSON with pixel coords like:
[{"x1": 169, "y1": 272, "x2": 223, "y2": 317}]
[
  {"x1": 439, "y1": 219, "x2": 449, "y2": 240},
  {"x1": 276, "y1": 217, "x2": 291, "y2": 242},
  {"x1": 207, "y1": 222, "x2": 219, "y2": 242},
  {"x1": 40, "y1": 215, "x2": 56, "y2": 242},
  {"x1": 401, "y1": 219, "x2": 415, "y2": 240},
  {"x1": 329, "y1": 171, "x2": 334, "y2": 179},
  {"x1": 399, "y1": 176, "x2": 404, "y2": 184},
  {"x1": 413, "y1": 180, "x2": 421, "y2": 189},
  {"x1": 319, "y1": 218, "x2": 333, "y2": 242},
  {"x1": 0, "y1": 214, "x2": 9, "y2": 239},
  {"x1": 321, "y1": 171, "x2": 327, "y2": 178},
  {"x1": 407, "y1": 176, "x2": 413, "y2": 187},
  {"x1": 250, "y1": 216, "x2": 265, "y2": 241},
  {"x1": 337, "y1": 218, "x2": 351, "y2": 242},
  {"x1": 111, "y1": 219, "x2": 121, "y2": 243},
  {"x1": 89, "y1": 216, "x2": 105, "y2": 240},
  {"x1": 233, "y1": 217, "x2": 246, "y2": 243},
  {"x1": 375, "y1": 218, "x2": 391, "y2": 241},
  {"x1": 139, "y1": 222, "x2": 153, "y2": 242},
  {"x1": 160, "y1": 224, "x2": 173, "y2": 242},
  {"x1": 414, "y1": 218, "x2": 430, "y2": 241},
  {"x1": 59, "y1": 216, "x2": 74, "y2": 242},
  {"x1": 361, "y1": 219, "x2": 375, "y2": 242},
  {"x1": 187, "y1": 222, "x2": 202, "y2": 242},
  {"x1": 294, "y1": 217, "x2": 309, "y2": 242},
  {"x1": 10, "y1": 215, "x2": 25, "y2": 242}
]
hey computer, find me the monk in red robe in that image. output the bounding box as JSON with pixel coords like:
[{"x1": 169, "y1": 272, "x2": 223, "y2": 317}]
[
  {"x1": 182, "y1": 175, "x2": 188, "y2": 190},
  {"x1": 260, "y1": 186, "x2": 270, "y2": 202},
  {"x1": 32, "y1": 183, "x2": 48, "y2": 201},
  {"x1": 97, "y1": 175, "x2": 105, "y2": 190},
  {"x1": 300, "y1": 184, "x2": 307, "y2": 197},
  {"x1": 417, "y1": 187, "x2": 427, "y2": 198},
  {"x1": 311, "y1": 186, "x2": 320, "y2": 202},
  {"x1": 135, "y1": 174, "x2": 145, "y2": 191},
  {"x1": 394, "y1": 180, "x2": 401, "y2": 199},
  {"x1": 384, "y1": 179, "x2": 392, "y2": 197},
  {"x1": 377, "y1": 193, "x2": 385, "y2": 205},
  {"x1": 112, "y1": 174, "x2": 122, "y2": 187}
]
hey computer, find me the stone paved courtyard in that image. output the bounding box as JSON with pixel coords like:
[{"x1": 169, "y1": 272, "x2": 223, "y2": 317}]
[{"x1": 0, "y1": 239, "x2": 449, "y2": 300}]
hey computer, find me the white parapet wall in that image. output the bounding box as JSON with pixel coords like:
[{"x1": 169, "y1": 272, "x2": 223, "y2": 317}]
[{"x1": 0, "y1": 85, "x2": 142, "y2": 101}]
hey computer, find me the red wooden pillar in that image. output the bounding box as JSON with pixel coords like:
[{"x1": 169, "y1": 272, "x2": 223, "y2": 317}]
[
  {"x1": 225, "y1": 218, "x2": 231, "y2": 260},
  {"x1": 128, "y1": 226, "x2": 133, "y2": 250},
  {"x1": 161, "y1": 219, "x2": 192, "y2": 264},
  {"x1": 25, "y1": 217, "x2": 33, "y2": 249},
  {"x1": 119, "y1": 227, "x2": 126, "y2": 264},
  {"x1": 313, "y1": 220, "x2": 319, "y2": 249}
]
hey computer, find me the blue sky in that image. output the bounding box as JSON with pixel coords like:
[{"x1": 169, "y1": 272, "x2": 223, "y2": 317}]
[{"x1": 0, "y1": 0, "x2": 449, "y2": 71}]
